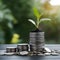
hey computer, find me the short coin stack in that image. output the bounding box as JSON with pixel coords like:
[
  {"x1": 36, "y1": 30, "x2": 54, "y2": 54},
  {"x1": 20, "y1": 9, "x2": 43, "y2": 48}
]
[
  {"x1": 17, "y1": 44, "x2": 29, "y2": 52},
  {"x1": 5, "y1": 47, "x2": 17, "y2": 55},
  {"x1": 17, "y1": 44, "x2": 29, "y2": 55},
  {"x1": 6, "y1": 47, "x2": 17, "y2": 53}
]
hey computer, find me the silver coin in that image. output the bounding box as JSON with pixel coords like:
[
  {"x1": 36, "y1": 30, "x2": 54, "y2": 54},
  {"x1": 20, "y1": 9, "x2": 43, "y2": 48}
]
[
  {"x1": 4, "y1": 53, "x2": 14, "y2": 56},
  {"x1": 19, "y1": 51, "x2": 28, "y2": 55},
  {"x1": 44, "y1": 53, "x2": 51, "y2": 56},
  {"x1": 51, "y1": 53, "x2": 59, "y2": 56}
]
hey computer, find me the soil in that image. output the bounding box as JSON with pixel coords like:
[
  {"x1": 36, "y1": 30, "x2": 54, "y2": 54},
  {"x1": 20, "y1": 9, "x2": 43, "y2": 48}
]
[{"x1": 31, "y1": 29, "x2": 42, "y2": 32}]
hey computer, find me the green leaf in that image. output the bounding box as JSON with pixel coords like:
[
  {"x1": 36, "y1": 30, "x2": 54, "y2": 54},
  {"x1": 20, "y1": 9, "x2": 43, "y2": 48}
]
[
  {"x1": 33, "y1": 7, "x2": 41, "y2": 18},
  {"x1": 28, "y1": 19, "x2": 36, "y2": 26},
  {"x1": 40, "y1": 18, "x2": 51, "y2": 23}
]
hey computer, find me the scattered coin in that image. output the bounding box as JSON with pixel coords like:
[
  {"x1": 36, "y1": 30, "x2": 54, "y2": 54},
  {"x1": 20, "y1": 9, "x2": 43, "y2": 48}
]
[
  {"x1": 44, "y1": 53, "x2": 51, "y2": 56},
  {"x1": 51, "y1": 53, "x2": 59, "y2": 56},
  {"x1": 20, "y1": 51, "x2": 28, "y2": 55},
  {"x1": 43, "y1": 47, "x2": 51, "y2": 53},
  {"x1": 37, "y1": 53, "x2": 45, "y2": 56},
  {"x1": 4, "y1": 53, "x2": 14, "y2": 56}
]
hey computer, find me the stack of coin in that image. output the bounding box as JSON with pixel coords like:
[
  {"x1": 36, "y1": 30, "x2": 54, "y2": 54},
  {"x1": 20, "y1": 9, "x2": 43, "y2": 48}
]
[
  {"x1": 6, "y1": 47, "x2": 17, "y2": 53},
  {"x1": 17, "y1": 43, "x2": 29, "y2": 52},
  {"x1": 29, "y1": 32, "x2": 45, "y2": 52}
]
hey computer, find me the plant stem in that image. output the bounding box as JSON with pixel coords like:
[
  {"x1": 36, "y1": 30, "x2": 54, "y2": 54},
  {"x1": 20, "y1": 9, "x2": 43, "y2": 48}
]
[{"x1": 36, "y1": 18, "x2": 40, "y2": 28}]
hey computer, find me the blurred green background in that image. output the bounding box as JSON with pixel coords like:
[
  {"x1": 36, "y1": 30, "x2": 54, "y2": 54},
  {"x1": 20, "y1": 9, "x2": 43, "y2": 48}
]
[{"x1": 0, "y1": 0, "x2": 60, "y2": 44}]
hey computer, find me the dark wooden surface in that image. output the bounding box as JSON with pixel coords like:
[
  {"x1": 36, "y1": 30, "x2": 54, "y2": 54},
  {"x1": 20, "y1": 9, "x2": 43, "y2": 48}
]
[{"x1": 0, "y1": 44, "x2": 60, "y2": 60}]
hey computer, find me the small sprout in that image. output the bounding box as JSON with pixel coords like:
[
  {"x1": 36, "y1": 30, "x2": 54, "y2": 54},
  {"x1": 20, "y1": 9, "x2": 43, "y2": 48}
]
[{"x1": 28, "y1": 8, "x2": 51, "y2": 29}]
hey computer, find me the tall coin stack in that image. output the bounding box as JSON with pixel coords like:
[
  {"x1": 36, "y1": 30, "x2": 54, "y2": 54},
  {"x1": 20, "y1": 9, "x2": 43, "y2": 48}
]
[{"x1": 29, "y1": 32, "x2": 45, "y2": 52}]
